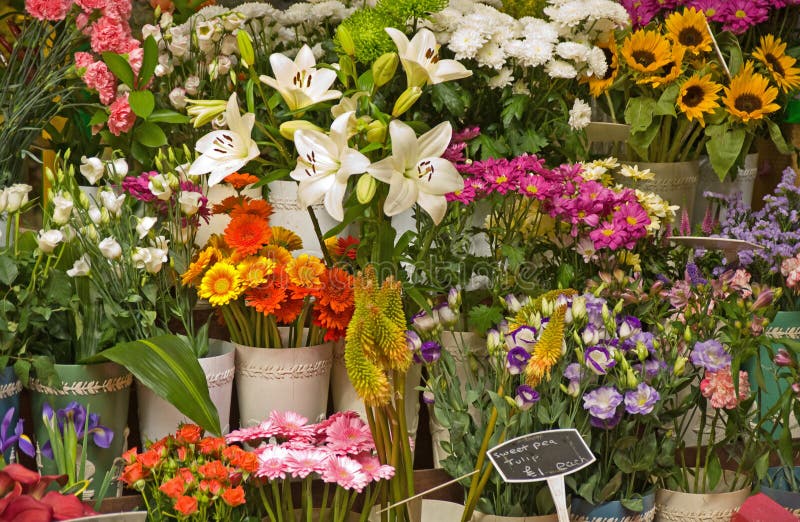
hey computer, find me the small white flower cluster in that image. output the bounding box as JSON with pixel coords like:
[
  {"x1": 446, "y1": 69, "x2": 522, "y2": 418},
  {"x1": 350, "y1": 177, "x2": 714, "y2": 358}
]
[
  {"x1": 428, "y1": 0, "x2": 629, "y2": 90},
  {"x1": 149, "y1": 1, "x2": 355, "y2": 109},
  {"x1": 0, "y1": 184, "x2": 33, "y2": 215}
]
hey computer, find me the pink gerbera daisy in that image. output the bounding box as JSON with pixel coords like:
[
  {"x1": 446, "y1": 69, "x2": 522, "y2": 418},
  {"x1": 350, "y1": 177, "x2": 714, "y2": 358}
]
[
  {"x1": 284, "y1": 448, "x2": 332, "y2": 479},
  {"x1": 321, "y1": 456, "x2": 370, "y2": 492},
  {"x1": 270, "y1": 411, "x2": 315, "y2": 442},
  {"x1": 225, "y1": 420, "x2": 278, "y2": 445},
  {"x1": 325, "y1": 415, "x2": 375, "y2": 456},
  {"x1": 255, "y1": 444, "x2": 289, "y2": 480},
  {"x1": 355, "y1": 454, "x2": 395, "y2": 483}
]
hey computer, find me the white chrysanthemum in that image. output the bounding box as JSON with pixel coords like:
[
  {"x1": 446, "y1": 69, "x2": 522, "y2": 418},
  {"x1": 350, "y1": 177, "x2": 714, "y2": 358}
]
[
  {"x1": 476, "y1": 41, "x2": 507, "y2": 70},
  {"x1": 488, "y1": 67, "x2": 514, "y2": 89},
  {"x1": 581, "y1": 164, "x2": 606, "y2": 181},
  {"x1": 508, "y1": 39, "x2": 553, "y2": 68},
  {"x1": 461, "y1": 12, "x2": 494, "y2": 34},
  {"x1": 280, "y1": 3, "x2": 311, "y2": 25},
  {"x1": 431, "y1": 7, "x2": 465, "y2": 32},
  {"x1": 556, "y1": 41, "x2": 590, "y2": 62},
  {"x1": 448, "y1": 27, "x2": 487, "y2": 60},
  {"x1": 276, "y1": 26, "x2": 296, "y2": 45},
  {"x1": 234, "y1": 2, "x2": 279, "y2": 20},
  {"x1": 520, "y1": 18, "x2": 559, "y2": 43},
  {"x1": 568, "y1": 98, "x2": 592, "y2": 130},
  {"x1": 193, "y1": 5, "x2": 228, "y2": 20},
  {"x1": 311, "y1": 0, "x2": 341, "y2": 19},
  {"x1": 449, "y1": 0, "x2": 477, "y2": 13},
  {"x1": 512, "y1": 79, "x2": 530, "y2": 96},
  {"x1": 619, "y1": 164, "x2": 655, "y2": 181},
  {"x1": 546, "y1": 59, "x2": 577, "y2": 78},
  {"x1": 586, "y1": 0, "x2": 630, "y2": 27},
  {"x1": 585, "y1": 46, "x2": 609, "y2": 78}
]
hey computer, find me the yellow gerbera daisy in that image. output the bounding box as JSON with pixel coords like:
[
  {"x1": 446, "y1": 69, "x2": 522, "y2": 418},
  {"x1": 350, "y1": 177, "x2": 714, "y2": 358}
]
[
  {"x1": 588, "y1": 38, "x2": 619, "y2": 98},
  {"x1": 723, "y1": 62, "x2": 781, "y2": 123},
  {"x1": 262, "y1": 244, "x2": 293, "y2": 266},
  {"x1": 665, "y1": 7, "x2": 712, "y2": 55},
  {"x1": 753, "y1": 35, "x2": 800, "y2": 93},
  {"x1": 286, "y1": 254, "x2": 325, "y2": 288},
  {"x1": 269, "y1": 226, "x2": 304, "y2": 251},
  {"x1": 677, "y1": 74, "x2": 722, "y2": 126},
  {"x1": 237, "y1": 257, "x2": 276, "y2": 288},
  {"x1": 638, "y1": 45, "x2": 685, "y2": 88},
  {"x1": 181, "y1": 247, "x2": 219, "y2": 287},
  {"x1": 621, "y1": 29, "x2": 672, "y2": 74},
  {"x1": 198, "y1": 262, "x2": 242, "y2": 306}
]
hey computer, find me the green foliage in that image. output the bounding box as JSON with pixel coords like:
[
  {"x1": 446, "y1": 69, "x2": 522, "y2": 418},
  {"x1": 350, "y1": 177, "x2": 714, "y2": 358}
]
[{"x1": 376, "y1": 0, "x2": 449, "y2": 24}]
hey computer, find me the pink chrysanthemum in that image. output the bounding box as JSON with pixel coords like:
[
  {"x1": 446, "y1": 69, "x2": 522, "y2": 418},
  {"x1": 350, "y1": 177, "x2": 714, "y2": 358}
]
[
  {"x1": 225, "y1": 420, "x2": 278, "y2": 444},
  {"x1": 284, "y1": 448, "x2": 332, "y2": 479},
  {"x1": 321, "y1": 456, "x2": 370, "y2": 492},
  {"x1": 589, "y1": 222, "x2": 626, "y2": 250},
  {"x1": 255, "y1": 444, "x2": 290, "y2": 480},
  {"x1": 354, "y1": 454, "x2": 395, "y2": 483},
  {"x1": 612, "y1": 202, "x2": 651, "y2": 232},
  {"x1": 325, "y1": 415, "x2": 375, "y2": 456},
  {"x1": 700, "y1": 368, "x2": 750, "y2": 409}
]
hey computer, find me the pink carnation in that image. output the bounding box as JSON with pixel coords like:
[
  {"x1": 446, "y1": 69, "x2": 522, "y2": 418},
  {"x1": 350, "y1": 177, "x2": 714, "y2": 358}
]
[
  {"x1": 26, "y1": 0, "x2": 72, "y2": 20},
  {"x1": 82, "y1": 61, "x2": 117, "y2": 105},
  {"x1": 102, "y1": 0, "x2": 132, "y2": 20},
  {"x1": 90, "y1": 16, "x2": 133, "y2": 54},
  {"x1": 74, "y1": 52, "x2": 94, "y2": 71},
  {"x1": 128, "y1": 47, "x2": 144, "y2": 78},
  {"x1": 76, "y1": 12, "x2": 91, "y2": 33},
  {"x1": 74, "y1": 0, "x2": 106, "y2": 11},
  {"x1": 700, "y1": 368, "x2": 750, "y2": 410},
  {"x1": 107, "y1": 93, "x2": 136, "y2": 136}
]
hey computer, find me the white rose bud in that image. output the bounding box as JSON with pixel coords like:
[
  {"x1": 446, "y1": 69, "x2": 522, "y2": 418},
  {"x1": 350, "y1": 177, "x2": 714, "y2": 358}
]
[
  {"x1": 66, "y1": 254, "x2": 91, "y2": 277},
  {"x1": 184, "y1": 75, "x2": 200, "y2": 96},
  {"x1": 5, "y1": 184, "x2": 32, "y2": 212},
  {"x1": 88, "y1": 207, "x2": 102, "y2": 225},
  {"x1": 106, "y1": 158, "x2": 128, "y2": 180},
  {"x1": 136, "y1": 216, "x2": 158, "y2": 238},
  {"x1": 168, "y1": 87, "x2": 187, "y2": 110},
  {"x1": 51, "y1": 192, "x2": 74, "y2": 225},
  {"x1": 79, "y1": 156, "x2": 104, "y2": 185},
  {"x1": 37, "y1": 229, "x2": 64, "y2": 254},
  {"x1": 98, "y1": 236, "x2": 122, "y2": 260},
  {"x1": 99, "y1": 190, "x2": 125, "y2": 217},
  {"x1": 148, "y1": 174, "x2": 173, "y2": 201},
  {"x1": 178, "y1": 191, "x2": 202, "y2": 216}
]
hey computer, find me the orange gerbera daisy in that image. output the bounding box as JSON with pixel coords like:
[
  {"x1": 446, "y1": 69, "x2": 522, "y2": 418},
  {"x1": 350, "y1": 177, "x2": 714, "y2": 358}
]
[
  {"x1": 317, "y1": 267, "x2": 355, "y2": 313},
  {"x1": 181, "y1": 246, "x2": 218, "y2": 286},
  {"x1": 269, "y1": 227, "x2": 303, "y2": 251},
  {"x1": 224, "y1": 216, "x2": 272, "y2": 257},
  {"x1": 245, "y1": 283, "x2": 287, "y2": 316},
  {"x1": 224, "y1": 172, "x2": 260, "y2": 189},
  {"x1": 238, "y1": 257, "x2": 276, "y2": 288},
  {"x1": 336, "y1": 236, "x2": 359, "y2": 260},
  {"x1": 286, "y1": 254, "x2": 325, "y2": 289},
  {"x1": 313, "y1": 307, "x2": 351, "y2": 341},
  {"x1": 212, "y1": 196, "x2": 242, "y2": 216},
  {"x1": 230, "y1": 199, "x2": 273, "y2": 221},
  {"x1": 273, "y1": 293, "x2": 305, "y2": 324}
]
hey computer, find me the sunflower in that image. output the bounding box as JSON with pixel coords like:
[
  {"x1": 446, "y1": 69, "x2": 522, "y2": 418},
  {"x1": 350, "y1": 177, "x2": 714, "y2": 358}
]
[
  {"x1": 723, "y1": 62, "x2": 781, "y2": 123},
  {"x1": 588, "y1": 38, "x2": 619, "y2": 98},
  {"x1": 638, "y1": 45, "x2": 685, "y2": 88},
  {"x1": 753, "y1": 35, "x2": 800, "y2": 93},
  {"x1": 286, "y1": 254, "x2": 325, "y2": 289},
  {"x1": 224, "y1": 216, "x2": 272, "y2": 257},
  {"x1": 269, "y1": 227, "x2": 303, "y2": 251},
  {"x1": 199, "y1": 262, "x2": 242, "y2": 306},
  {"x1": 621, "y1": 29, "x2": 673, "y2": 74},
  {"x1": 237, "y1": 257, "x2": 276, "y2": 288},
  {"x1": 665, "y1": 7, "x2": 712, "y2": 55},
  {"x1": 677, "y1": 73, "x2": 722, "y2": 125}
]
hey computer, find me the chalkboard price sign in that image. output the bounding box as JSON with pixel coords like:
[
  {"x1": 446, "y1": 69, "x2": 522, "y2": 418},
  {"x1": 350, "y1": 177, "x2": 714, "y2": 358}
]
[{"x1": 487, "y1": 428, "x2": 595, "y2": 483}]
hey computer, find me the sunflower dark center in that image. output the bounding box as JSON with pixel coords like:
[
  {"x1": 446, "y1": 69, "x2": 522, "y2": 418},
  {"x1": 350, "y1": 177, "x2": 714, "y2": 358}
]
[
  {"x1": 679, "y1": 27, "x2": 703, "y2": 47},
  {"x1": 734, "y1": 93, "x2": 763, "y2": 113},
  {"x1": 682, "y1": 85, "x2": 705, "y2": 107},
  {"x1": 602, "y1": 47, "x2": 615, "y2": 79},
  {"x1": 632, "y1": 50, "x2": 656, "y2": 67},
  {"x1": 765, "y1": 53, "x2": 786, "y2": 77}
]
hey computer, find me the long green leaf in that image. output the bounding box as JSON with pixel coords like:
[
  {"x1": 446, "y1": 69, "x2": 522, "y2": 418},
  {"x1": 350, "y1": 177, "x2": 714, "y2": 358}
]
[
  {"x1": 99, "y1": 335, "x2": 221, "y2": 435},
  {"x1": 138, "y1": 36, "x2": 159, "y2": 87},
  {"x1": 102, "y1": 53, "x2": 135, "y2": 88}
]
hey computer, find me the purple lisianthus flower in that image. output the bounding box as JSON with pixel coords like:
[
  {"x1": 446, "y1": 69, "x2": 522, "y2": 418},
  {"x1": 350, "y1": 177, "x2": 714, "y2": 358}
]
[
  {"x1": 590, "y1": 407, "x2": 624, "y2": 429},
  {"x1": 617, "y1": 316, "x2": 641, "y2": 340},
  {"x1": 412, "y1": 310, "x2": 438, "y2": 332},
  {"x1": 406, "y1": 330, "x2": 422, "y2": 352},
  {"x1": 584, "y1": 294, "x2": 606, "y2": 325},
  {"x1": 422, "y1": 390, "x2": 435, "y2": 404},
  {"x1": 414, "y1": 341, "x2": 442, "y2": 364},
  {"x1": 690, "y1": 339, "x2": 731, "y2": 371},
  {"x1": 583, "y1": 386, "x2": 623, "y2": 421},
  {"x1": 582, "y1": 323, "x2": 603, "y2": 346},
  {"x1": 624, "y1": 383, "x2": 660, "y2": 415},
  {"x1": 515, "y1": 385, "x2": 540, "y2": 411},
  {"x1": 564, "y1": 362, "x2": 583, "y2": 382},
  {"x1": 506, "y1": 346, "x2": 531, "y2": 375},
  {"x1": 585, "y1": 345, "x2": 616, "y2": 375},
  {"x1": 508, "y1": 326, "x2": 537, "y2": 352}
]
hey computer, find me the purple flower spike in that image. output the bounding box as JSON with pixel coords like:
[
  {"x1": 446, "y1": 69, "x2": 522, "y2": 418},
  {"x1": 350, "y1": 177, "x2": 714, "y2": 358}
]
[
  {"x1": 690, "y1": 340, "x2": 731, "y2": 372},
  {"x1": 624, "y1": 383, "x2": 660, "y2": 415},
  {"x1": 506, "y1": 346, "x2": 531, "y2": 375},
  {"x1": 515, "y1": 385, "x2": 540, "y2": 411}
]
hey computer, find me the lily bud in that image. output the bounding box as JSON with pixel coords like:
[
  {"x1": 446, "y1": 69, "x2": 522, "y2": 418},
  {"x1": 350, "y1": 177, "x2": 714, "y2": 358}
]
[
  {"x1": 392, "y1": 86, "x2": 422, "y2": 117},
  {"x1": 237, "y1": 30, "x2": 255, "y2": 68},
  {"x1": 372, "y1": 52, "x2": 399, "y2": 88},
  {"x1": 336, "y1": 25, "x2": 355, "y2": 56},
  {"x1": 280, "y1": 120, "x2": 323, "y2": 141},
  {"x1": 356, "y1": 174, "x2": 377, "y2": 204},
  {"x1": 185, "y1": 98, "x2": 227, "y2": 128},
  {"x1": 366, "y1": 120, "x2": 387, "y2": 143},
  {"x1": 684, "y1": 327, "x2": 692, "y2": 343}
]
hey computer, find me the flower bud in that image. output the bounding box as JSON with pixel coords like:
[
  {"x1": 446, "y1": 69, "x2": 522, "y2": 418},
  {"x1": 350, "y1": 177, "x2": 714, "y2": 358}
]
[
  {"x1": 237, "y1": 30, "x2": 254, "y2": 68},
  {"x1": 79, "y1": 191, "x2": 90, "y2": 210},
  {"x1": 99, "y1": 236, "x2": 122, "y2": 260},
  {"x1": 356, "y1": 174, "x2": 377, "y2": 204},
  {"x1": 486, "y1": 329, "x2": 504, "y2": 355},
  {"x1": 673, "y1": 356, "x2": 687, "y2": 376},
  {"x1": 336, "y1": 25, "x2": 355, "y2": 56},
  {"x1": 366, "y1": 120, "x2": 387, "y2": 143},
  {"x1": 280, "y1": 120, "x2": 323, "y2": 141},
  {"x1": 504, "y1": 294, "x2": 521, "y2": 313},
  {"x1": 406, "y1": 330, "x2": 422, "y2": 352},
  {"x1": 448, "y1": 287, "x2": 461, "y2": 309},
  {"x1": 372, "y1": 52, "x2": 399, "y2": 88},
  {"x1": 775, "y1": 348, "x2": 794, "y2": 368},
  {"x1": 793, "y1": 382, "x2": 800, "y2": 399},
  {"x1": 625, "y1": 368, "x2": 639, "y2": 389},
  {"x1": 684, "y1": 327, "x2": 692, "y2": 343},
  {"x1": 392, "y1": 86, "x2": 422, "y2": 117}
]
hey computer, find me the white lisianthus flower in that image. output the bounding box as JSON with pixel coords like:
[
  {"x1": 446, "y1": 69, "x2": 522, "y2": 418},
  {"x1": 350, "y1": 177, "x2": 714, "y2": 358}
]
[
  {"x1": 66, "y1": 254, "x2": 91, "y2": 277},
  {"x1": 51, "y1": 192, "x2": 74, "y2": 225},
  {"x1": 106, "y1": 158, "x2": 129, "y2": 180},
  {"x1": 131, "y1": 247, "x2": 151, "y2": 271},
  {"x1": 184, "y1": 75, "x2": 200, "y2": 96},
  {"x1": 169, "y1": 32, "x2": 190, "y2": 58},
  {"x1": 0, "y1": 189, "x2": 7, "y2": 213},
  {"x1": 98, "y1": 237, "x2": 122, "y2": 260},
  {"x1": 141, "y1": 24, "x2": 162, "y2": 42},
  {"x1": 367, "y1": 120, "x2": 463, "y2": 225},
  {"x1": 178, "y1": 191, "x2": 202, "y2": 216},
  {"x1": 60, "y1": 224, "x2": 76, "y2": 242},
  {"x1": 216, "y1": 55, "x2": 233, "y2": 76},
  {"x1": 220, "y1": 34, "x2": 238, "y2": 56},
  {"x1": 88, "y1": 207, "x2": 102, "y2": 225},
  {"x1": 136, "y1": 216, "x2": 158, "y2": 239},
  {"x1": 80, "y1": 156, "x2": 104, "y2": 185},
  {"x1": 99, "y1": 190, "x2": 125, "y2": 216},
  {"x1": 568, "y1": 98, "x2": 592, "y2": 130},
  {"x1": 37, "y1": 229, "x2": 63, "y2": 254},
  {"x1": 148, "y1": 174, "x2": 173, "y2": 201},
  {"x1": 145, "y1": 247, "x2": 168, "y2": 273}
]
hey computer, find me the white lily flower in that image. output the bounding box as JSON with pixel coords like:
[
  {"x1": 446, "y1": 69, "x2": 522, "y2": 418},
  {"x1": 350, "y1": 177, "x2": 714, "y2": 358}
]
[
  {"x1": 367, "y1": 120, "x2": 463, "y2": 225},
  {"x1": 188, "y1": 93, "x2": 260, "y2": 187},
  {"x1": 259, "y1": 44, "x2": 342, "y2": 112},
  {"x1": 385, "y1": 27, "x2": 472, "y2": 87},
  {"x1": 290, "y1": 112, "x2": 369, "y2": 221}
]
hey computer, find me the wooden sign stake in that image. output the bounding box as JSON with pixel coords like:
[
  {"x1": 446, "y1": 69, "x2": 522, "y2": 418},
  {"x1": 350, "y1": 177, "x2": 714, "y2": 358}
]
[
  {"x1": 546, "y1": 476, "x2": 569, "y2": 522},
  {"x1": 375, "y1": 470, "x2": 479, "y2": 514}
]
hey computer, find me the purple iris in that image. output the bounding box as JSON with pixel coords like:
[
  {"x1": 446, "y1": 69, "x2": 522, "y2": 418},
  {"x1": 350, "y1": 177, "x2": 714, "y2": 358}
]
[
  {"x1": 585, "y1": 345, "x2": 616, "y2": 375},
  {"x1": 690, "y1": 340, "x2": 731, "y2": 372},
  {"x1": 515, "y1": 385, "x2": 540, "y2": 411},
  {"x1": 41, "y1": 402, "x2": 114, "y2": 459},
  {"x1": 0, "y1": 408, "x2": 34, "y2": 458},
  {"x1": 624, "y1": 383, "x2": 660, "y2": 415},
  {"x1": 506, "y1": 346, "x2": 531, "y2": 375},
  {"x1": 413, "y1": 341, "x2": 442, "y2": 364}
]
